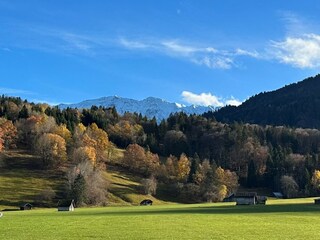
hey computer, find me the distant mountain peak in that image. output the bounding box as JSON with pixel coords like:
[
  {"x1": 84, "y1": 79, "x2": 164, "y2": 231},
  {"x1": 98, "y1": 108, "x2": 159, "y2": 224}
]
[{"x1": 59, "y1": 96, "x2": 216, "y2": 121}]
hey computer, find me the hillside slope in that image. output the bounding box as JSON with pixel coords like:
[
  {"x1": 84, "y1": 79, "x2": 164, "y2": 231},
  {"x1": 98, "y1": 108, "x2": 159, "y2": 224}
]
[
  {"x1": 211, "y1": 74, "x2": 320, "y2": 129},
  {"x1": 0, "y1": 150, "x2": 169, "y2": 210}
]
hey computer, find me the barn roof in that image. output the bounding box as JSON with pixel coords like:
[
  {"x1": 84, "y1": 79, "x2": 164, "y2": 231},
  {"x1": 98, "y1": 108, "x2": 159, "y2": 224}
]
[
  {"x1": 58, "y1": 199, "x2": 74, "y2": 207},
  {"x1": 273, "y1": 192, "x2": 284, "y2": 198},
  {"x1": 234, "y1": 192, "x2": 257, "y2": 198},
  {"x1": 20, "y1": 203, "x2": 33, "y2": 207}
]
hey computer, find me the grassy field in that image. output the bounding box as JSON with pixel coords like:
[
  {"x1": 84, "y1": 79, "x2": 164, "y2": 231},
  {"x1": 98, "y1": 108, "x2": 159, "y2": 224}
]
[
  {"x1": 1, "y1": 198, "x2": 320, "y2": 240},
  {"x1": 2, "y1": 150, "x2": 320, "y2": 239}
]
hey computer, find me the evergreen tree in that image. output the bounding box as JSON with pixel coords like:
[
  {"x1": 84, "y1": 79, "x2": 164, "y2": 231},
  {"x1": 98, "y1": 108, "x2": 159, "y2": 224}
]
[
  {"x1": 71, "y1": 174, "x2": 86, "y2": 206},
  {"x1": 247, "y1": 160, "x2": 257, "y2": 188},
  {"x1": 188, "y1": 153, "x2": 200, "y2": 183},
  {"x1": 18, "y1": 105, "x2": 29, "y2": 119}
]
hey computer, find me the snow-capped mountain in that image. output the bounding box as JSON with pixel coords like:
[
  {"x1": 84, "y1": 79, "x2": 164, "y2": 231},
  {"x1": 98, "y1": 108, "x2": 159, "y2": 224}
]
[{"x1": 59, "y1": 96, "x2": 216, "y2": 121}]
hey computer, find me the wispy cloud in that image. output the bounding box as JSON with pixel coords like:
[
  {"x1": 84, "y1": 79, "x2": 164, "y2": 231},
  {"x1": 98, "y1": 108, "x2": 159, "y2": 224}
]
[
  {"x1": 279, "y1": 11, "x2": 313, "y2": 37},
  {"x1": 119, "y1": 38, "x2": 259, "y2": 69},
  {"x1": 270, "y1": 34, "x2": 320, "y2": 68},
  {"x1": 1, "y1": 47, "x2": 11, "y2": 52},
  {"x1": 162, "y1": 41, "x2": 199, "y2": 55},
  {"x1": 191, "y1": 56, "x2": 234, "y2": 69},
  {"x1": 119, "y1": 38, "x2": 150, "y2": 49},
  {"x1": 267, "y1": 11, "x2": 320, "y2": 69},
  {"x1": 1, "y1": 22, "x2": 110, "y2": 56},
  {"x1": 181, "y1": 91, "x2": 242, "y2": 107},
  {"x1": 235, "y1": 48, "x2": 260, "y2": 58},
  {"x1": 0, "y1": 87, "x2": 33, "y2": 95}
]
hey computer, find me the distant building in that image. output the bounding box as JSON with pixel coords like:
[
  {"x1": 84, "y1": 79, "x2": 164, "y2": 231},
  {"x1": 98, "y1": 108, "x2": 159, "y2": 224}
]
[
  {"x1": 140, "y1": 199, "x2": 153, "y2": 206},
  {"x1": 223, "y1": 193, "x2": 235, "y2": 202},
  {"x1": 57, "y1": 199, "x2": 75, "y2": 211},
  {"x1": 234, "y1": 192, "x2": 257, "y2": 205},
  {"x1": 314, "y1": 198, "x2": 320, "y2": 205},
  {"x1": 273, "y1": 192, "x2": 284, "y2": 199},
  {"x1": 20, "y1": 203, "x2": 33, "y2": 210}
]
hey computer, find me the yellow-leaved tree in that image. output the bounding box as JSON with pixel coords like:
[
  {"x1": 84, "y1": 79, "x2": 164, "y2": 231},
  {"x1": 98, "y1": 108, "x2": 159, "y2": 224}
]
[
  {"x1": 311, "y1": 170, "x2": 320, "y2": 192},
  {"x1": 73, "y1": 146, "x2": 97, "y2": 166},
  {"x1": 36, "y1": 133, "x2": 67, "y2": 168},
  {"x1": 0, "y1": 118, "x2": 17, "y2": 149},
  {"x1": 177, "y1": 153, "x2": 190, "y2": 182}
]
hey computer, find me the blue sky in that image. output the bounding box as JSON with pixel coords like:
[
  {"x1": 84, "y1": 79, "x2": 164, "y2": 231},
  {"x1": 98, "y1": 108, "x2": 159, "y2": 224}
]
[{"x1": 0, "y1": 0, "x2": 320, "y2": 106}]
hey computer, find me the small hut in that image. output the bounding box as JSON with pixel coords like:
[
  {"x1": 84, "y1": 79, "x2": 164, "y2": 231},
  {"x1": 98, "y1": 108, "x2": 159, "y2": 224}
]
[
  {"x1": 20, "y1": 203, "x2": 33, "y2": 210},
  {"x1": 140, "y1": 199, "x2": 153, "y2": 206},
  {"x1": 57, "y1": 199, "x2": 75, "y2": 211},
  {"x1": 234, "y1": 192, "x2": 257, "y2": 205},
  {"x1": 257, "y1": 196, "x2": 267, "y2": 205},
  {"x1": 314, "y1": 198, "x2": 320, "y2": 205}
]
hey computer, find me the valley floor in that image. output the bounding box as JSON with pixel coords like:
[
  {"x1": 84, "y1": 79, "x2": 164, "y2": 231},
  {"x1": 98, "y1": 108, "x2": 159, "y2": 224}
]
[{"x1": 1, "y1": 199, "x2": 320, "y2": 240}]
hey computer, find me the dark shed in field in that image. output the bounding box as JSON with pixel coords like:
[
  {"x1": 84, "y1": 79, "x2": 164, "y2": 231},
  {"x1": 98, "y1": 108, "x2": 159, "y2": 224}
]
[
  {"x1": 140, "y1": 199, "x2": 153, "y2": 206},
  {"x1": 314, "y1": 198, "x2": 320, "y2": 204},
  {"x1": 20, "y1": 203, "x2": 33, "y2": 210},
  {"x1": 57, "y1": 199, "x2": 75, "y2": 211},
  {"x1": 257, "y1": 196, "x2": 267, "y2": 205},
  {"x1": 234, "y1": 192, "x2": 257, "y2": 205}
]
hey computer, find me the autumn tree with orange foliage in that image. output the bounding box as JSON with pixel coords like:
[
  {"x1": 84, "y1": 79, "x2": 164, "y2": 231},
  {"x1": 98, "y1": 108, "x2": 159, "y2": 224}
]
[
  {"x1": 0, "y1": 118, "x2": 17, "y2": 149},
  {"x1": 0, "y1": 130, "x2": 3, "y2": 152},
  {"x1": 73, "y1": 146, "x2": 97, "y2": 166},
  {"x1": 123, "y1": 143, "x2": 160, "y2": 176},
  {"x1": 36, "y1": 133, "x2": 67, "y2": 168}
]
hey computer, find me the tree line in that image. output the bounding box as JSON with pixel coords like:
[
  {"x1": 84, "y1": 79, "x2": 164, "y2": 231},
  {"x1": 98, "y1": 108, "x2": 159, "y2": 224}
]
[{"x1": 1, "y1": 95, "x2": 320, "y2": 202}]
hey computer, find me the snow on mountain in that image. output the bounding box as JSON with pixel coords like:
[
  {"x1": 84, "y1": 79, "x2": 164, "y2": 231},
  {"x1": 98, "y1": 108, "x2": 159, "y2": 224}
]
[{"x1": 59, "y1": 96, "x2": 216, "y2": 121}]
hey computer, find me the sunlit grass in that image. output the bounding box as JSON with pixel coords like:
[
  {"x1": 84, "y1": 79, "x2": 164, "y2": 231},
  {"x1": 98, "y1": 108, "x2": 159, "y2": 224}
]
[{"x1": 1, "y1": 199, "x2": 320, "y2": 240}]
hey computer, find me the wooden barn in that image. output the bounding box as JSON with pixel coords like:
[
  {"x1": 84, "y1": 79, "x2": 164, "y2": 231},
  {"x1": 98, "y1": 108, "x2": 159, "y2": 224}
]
[
  {"x1": 234, "y1": 192, "x2": 257, "y2": 205},
  {"x1": 314, "y1": 198, "x2": 320, "y2": 204},
  {"x1": 20, "y1": 203, "x2": 33, "y2": 210},
  {"x1": 223, "y1": 193, "x2": 235, "y2": 202},
  {"x1": 57, "y1": 199, "x2": 75, "y2": 211}
]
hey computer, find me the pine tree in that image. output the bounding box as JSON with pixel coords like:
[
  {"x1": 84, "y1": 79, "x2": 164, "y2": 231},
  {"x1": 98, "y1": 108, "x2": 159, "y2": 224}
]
[{"x1": 247, "y1": 160, "x2": 257, "y2": 188}]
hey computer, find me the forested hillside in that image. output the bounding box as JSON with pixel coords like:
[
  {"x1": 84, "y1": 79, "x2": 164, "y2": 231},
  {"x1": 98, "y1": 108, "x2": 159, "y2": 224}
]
[
  {"x1": 1, "y1": 93, "x2": 320, "y2": 206},
  {"x1": 210, "y1": 74, "x2": 320, "y2": 129}
]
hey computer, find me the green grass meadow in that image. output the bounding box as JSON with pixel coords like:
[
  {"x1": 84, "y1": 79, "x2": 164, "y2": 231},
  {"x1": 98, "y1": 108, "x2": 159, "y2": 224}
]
[{"x1": 1, "y1": 199, "x2": 320, "y2": 240}]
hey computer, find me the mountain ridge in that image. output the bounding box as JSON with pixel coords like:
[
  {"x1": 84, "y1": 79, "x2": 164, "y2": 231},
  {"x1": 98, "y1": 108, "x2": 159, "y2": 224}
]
[
  {"x1": 209, "y1": 74, "x2": 320, "y2": 129},
  {"x1": 59, "y1": 96, "x2": 216, "y2": 121}
]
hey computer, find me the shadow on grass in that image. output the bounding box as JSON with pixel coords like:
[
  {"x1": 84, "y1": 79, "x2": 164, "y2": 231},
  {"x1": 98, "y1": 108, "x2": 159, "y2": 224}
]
[{"x1": 86, "y1": 203, "x2": 320, "y2": 216}]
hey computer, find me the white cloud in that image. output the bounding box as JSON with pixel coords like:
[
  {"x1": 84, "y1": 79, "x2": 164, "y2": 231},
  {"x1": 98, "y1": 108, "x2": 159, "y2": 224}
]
[
  {"x1": 181, "y1": 91, "x2": 224, "y2": 107},
  {"x1": 181, "y1": 91, "x2": 242, "y2": 107},
  {"x1": 30, "y1": 99, "x2": 60, "y2": 106},
  {"x1": 225, "y1": 97, "x2": 242, "y2": 106},
  {"x1": 271, "y1": 34, "x2": 320, "y2": 68}
]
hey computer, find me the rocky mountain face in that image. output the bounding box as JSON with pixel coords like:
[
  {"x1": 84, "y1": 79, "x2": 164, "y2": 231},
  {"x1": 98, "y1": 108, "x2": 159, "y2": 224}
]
[{"x1": 59, "y1": 96, "x2": 216, "y2": 121}]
